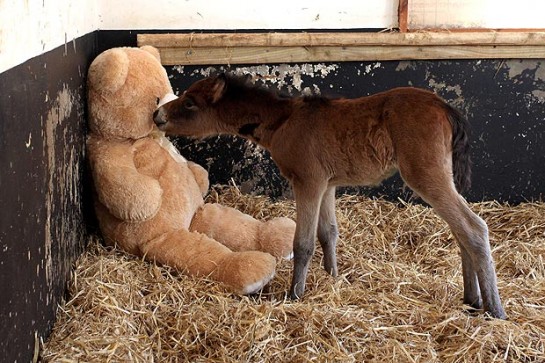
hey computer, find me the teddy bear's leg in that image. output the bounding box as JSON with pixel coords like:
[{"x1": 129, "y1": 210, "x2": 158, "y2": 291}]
[
  {"x1": 190, "y1": 203, "x2": 295, "y2": 260},
  {"x1": 257, "y1": 217, "x2": 296, "y2": 260},
  {"x1": 140, "y1": 229, "x2": 276, "y2": 294}
]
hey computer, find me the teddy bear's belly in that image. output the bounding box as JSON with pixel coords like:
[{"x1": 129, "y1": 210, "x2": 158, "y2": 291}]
[
  {"x1": 106, "y1": 184, "x2": 197, "y2": 253},
  {"x1": 133, "y1": 141, "x2": 169, "y2": 177},
  {"x1": 127, "y1": 164, "x2": 203, "y2": 242},
  {"x1": 100, "y1": 139, "x2": 206, "y2": 250}
]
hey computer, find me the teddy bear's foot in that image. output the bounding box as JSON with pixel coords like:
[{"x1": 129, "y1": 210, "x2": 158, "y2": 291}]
[
  {"x1": 258, "y1": 217, "x2": 296, "y2": 260},
  {"x1": 216, "y1": 251, "x2": 277, "y2": 295}
]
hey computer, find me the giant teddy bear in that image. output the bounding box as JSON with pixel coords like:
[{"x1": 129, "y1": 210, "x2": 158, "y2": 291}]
[{"x1": 86, "y1": 46, "x2": 295, "y2": 294}]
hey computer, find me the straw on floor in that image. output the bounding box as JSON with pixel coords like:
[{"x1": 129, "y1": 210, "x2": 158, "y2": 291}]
[{"x1": 42, "y1": 186, "x2": 545, "y2": 362}]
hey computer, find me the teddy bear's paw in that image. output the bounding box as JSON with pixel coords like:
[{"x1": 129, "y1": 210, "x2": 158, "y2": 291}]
[
  {"x1": 282, "y1": 251, "x2": 294, "y2": 261},
  {"x1": 240, "y1": 272, "x2": 275, "y2": 295},
  {"x1": 259, "y1": 218, "x2": 296, "y2": 260},
  {"x1": 219, "y1": 251, "x2": 276, "y2": 295}
]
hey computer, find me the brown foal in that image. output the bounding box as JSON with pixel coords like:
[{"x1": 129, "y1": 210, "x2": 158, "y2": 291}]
[{"x1": 154, "y1": 74, "x2": 506, "y2": 319}]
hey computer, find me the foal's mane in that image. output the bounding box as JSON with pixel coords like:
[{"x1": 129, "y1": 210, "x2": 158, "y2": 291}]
[
  {"x1": 221, "y1": 73, "x2": 283, "y2": 101},
  {"x1": 220, "y1": 73, "x2": 332, "y2": 105}
]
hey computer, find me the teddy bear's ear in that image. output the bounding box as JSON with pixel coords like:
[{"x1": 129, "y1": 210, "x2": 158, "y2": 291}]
[
  {"x1": 140, "y1": 45, "x2": 162, "y2": 63},
  {"x1": 88, "y1": 48, "x2": 129, "y2": 96}
]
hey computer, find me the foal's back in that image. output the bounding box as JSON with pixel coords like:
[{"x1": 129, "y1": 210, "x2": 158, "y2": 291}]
[{"x1": 272, "y1": 87, "x2": 454, "y2": 188}]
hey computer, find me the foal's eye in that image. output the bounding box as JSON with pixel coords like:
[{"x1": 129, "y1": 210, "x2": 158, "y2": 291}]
[{"x1": 183, "y1": 97, "x2": 198, "y2": 110}]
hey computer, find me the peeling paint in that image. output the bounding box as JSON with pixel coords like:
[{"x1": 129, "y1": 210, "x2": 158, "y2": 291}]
[
  {"x1": 502, "y1": 60, "x2": 545, "y2": 106},
  {"x1": 172, "y1": 65, "x2": 184, "y2": 75},
  {"x1": 504, "y1": 60, "x2": 545, "y2": 83},
  {"x1": 506, "y1": 60, "x2": 534, "y2": 79},
  {"x1": 531, "y1": 89, "x2": 545, "y2": 103},
  {"x1": 25, "y1": 132, "x2": 32, "y2": 148},
  {"x1": 395, "y1": 61, "x2": 415, "y2": 72},
  {"x1": 190, "y1": 63, "x2": 339, "y2": 94},
  {"x1": 428, "y1": 79, "x2": 465, "y2": 107},
  {"x1": 44, "y1": 84, "x2": 74, "y2": 288},
  {"x1": 364, "y1": 62, "x2": 382, "y2": 74}
]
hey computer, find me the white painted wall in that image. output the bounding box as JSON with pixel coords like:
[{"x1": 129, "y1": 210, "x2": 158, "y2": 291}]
[
  {"x1": 409, "y1": 0, "x2": 545, "y2": 29},
  {"x1": 2, "y1": 0, "x2": 545, "y2": 73},
  {"x1": 0, "y1": 0, "x2": 397, "y2": 73},
  {"x1": 97, "y1": 0, "x2": 398, "y2": 30},
  {"x1": 0, "y1": 0, "x2": 99, "y2": 73}
]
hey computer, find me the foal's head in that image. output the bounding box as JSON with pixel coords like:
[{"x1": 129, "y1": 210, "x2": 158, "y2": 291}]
[{"x1": 153, "y1": 73, "x2": 280, "y2": 138}]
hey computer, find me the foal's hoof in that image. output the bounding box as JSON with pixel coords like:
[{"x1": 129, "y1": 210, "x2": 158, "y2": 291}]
[
  {"x1": 462, "y1": 305, "x2": 481, "y2": 317},
  {"x1": 463, "y1": 297, "x2": 483, "y2": 311},
  {"x1": 482, "y1": 301, "x2": 508, "y2": 320},
  {"x1": 486, "y1": 308, "x2": 508, "y2": 320},
  {"x1": 289, "y1": 284, "x2": 305, "y2": 300}
]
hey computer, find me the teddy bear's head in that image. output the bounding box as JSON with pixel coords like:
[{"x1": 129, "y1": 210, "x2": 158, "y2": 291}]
[{"x1": 87, "y1": 46, "x2": 173, "y2": 140}]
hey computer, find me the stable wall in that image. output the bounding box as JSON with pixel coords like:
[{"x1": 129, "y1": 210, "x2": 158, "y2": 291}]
[
  {"x1": 0, "y1": 2, "x2": 98, "y2": 362},
  {"x1": 1, "y1": 1, "x2": 545, "y2": 362}
]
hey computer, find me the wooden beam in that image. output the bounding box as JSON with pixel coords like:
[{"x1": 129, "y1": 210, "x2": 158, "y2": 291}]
[
  {"x1": 157, "y1": 45, "x2": 545, "y2": 65},
  {"x1": 137, "y1": 32, "x2": 545, "y2": 65},
  {"x1": 138, "y1": 31, "x2": 545, "y2": 47}
]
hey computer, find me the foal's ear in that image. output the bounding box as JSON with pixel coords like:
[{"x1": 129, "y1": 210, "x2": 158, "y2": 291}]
[{"x1": 211, "y1": 74, "x2": 227, "y2": 104}]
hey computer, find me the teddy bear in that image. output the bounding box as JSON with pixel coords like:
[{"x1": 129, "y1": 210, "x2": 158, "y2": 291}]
[{"x1": 86, "y1": 45, "x2": 295, "y2": 294}]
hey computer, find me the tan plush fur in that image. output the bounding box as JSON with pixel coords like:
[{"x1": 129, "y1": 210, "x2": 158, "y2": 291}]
[{"x1": 86, "y1": 47, "x2": 295, "y2": 294}]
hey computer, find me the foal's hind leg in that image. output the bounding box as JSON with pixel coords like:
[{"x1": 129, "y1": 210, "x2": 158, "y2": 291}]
[
  {"x1": 399, "y1": 165, "x2": 506, "y2": 319},
  {"x1": 459, "y1": 243, "x2": 482, "y2": 309},
  {"x1": 317, "y1": 186, "x2": 339, "y2": 277}
]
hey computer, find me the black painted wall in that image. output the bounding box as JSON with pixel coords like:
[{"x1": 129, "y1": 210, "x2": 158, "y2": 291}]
[
  {"x1": 1, "y1": 29, "x2": 544, "y2": 362},
  {"x1": 0, "y1": 33, "x2": 96, "y2": 362},
  {"x1": 168, "y1": 59, "x2": 545, "y2": 203}
]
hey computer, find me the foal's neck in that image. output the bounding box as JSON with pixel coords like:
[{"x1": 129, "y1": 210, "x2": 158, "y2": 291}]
[{"x1": 225, "y1": 95, "x2": 292, "y2": 148}]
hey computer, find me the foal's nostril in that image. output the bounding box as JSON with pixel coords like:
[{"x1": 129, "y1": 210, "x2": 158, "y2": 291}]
[{"x1": 153, "y1": 109, "x2": 166, "y2": 126}]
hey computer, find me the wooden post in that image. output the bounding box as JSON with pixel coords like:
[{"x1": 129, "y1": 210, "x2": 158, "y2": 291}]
[{"x1": 398, "y1": 0, "x2": 409, "y2": 33}]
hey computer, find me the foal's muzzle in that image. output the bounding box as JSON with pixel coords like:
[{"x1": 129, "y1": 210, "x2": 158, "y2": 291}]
[
  {"x1": 153, "y1": 107, "x2": 167, "y2": 127},
  {"x1": 154, "y1": 93, "x2": 178, "y2": 128}
]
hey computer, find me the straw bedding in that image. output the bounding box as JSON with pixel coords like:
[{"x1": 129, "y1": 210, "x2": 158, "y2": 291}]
[{"x1": 42, "y1": 186, "x2": 545, "y2": 362}]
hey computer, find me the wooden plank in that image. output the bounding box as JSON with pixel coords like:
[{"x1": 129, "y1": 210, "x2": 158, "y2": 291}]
[
  {"x1": 138, "y1": 31, "x2": 545, "y2": 65},
  {"x1": 158, "y1": 45, "x2": 545, "y2": 65},
  {"x1": 138, "y1": 31, "x2": 545, "y2": 48},
  {"x1": 398, "y1": 0, "x2": 409, "y2": 33}
]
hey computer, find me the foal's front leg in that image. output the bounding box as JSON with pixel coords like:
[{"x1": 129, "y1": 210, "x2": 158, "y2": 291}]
[{"x1": 290, "y1": 180, "x2": 327, "y2": 299}]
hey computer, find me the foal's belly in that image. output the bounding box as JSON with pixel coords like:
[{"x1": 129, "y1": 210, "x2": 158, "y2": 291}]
[{"x1": 329, "y1": 164, "x2": 398, "y2": 187}]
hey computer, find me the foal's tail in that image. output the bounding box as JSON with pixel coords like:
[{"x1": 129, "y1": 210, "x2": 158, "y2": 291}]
[{"x1": 445, "y1": 104, "x2": 472, "y2": 194}]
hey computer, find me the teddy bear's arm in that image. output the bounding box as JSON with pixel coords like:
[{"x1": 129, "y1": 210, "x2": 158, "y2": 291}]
[
  {"x1": 89, "y1": 141, "x2": 163, "y2": 221},
  {"x1": 187, "y1": 161, "x2": 209, "y2": 196}
]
